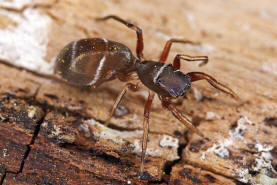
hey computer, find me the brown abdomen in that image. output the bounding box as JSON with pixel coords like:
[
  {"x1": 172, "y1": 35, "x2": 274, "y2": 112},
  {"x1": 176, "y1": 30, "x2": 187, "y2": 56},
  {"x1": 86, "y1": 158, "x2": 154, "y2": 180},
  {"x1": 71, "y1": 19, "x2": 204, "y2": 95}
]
[{"x1": 55, "y1": 38, "x2": 136, "y2": 87}]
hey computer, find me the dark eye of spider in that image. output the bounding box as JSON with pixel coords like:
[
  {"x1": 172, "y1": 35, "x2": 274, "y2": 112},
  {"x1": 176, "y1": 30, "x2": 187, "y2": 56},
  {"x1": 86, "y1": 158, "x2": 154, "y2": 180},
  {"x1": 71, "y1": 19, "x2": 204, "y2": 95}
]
[{"x1": 156, "y1": 79, "x2": 162, "y2": 84}]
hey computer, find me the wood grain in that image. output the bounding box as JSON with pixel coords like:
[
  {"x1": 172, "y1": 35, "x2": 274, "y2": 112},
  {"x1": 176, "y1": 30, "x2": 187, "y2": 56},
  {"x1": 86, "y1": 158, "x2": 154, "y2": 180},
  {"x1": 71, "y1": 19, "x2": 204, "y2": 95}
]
[{"x1": 0, "y1": 0, "x2": 277, "y2": 184}]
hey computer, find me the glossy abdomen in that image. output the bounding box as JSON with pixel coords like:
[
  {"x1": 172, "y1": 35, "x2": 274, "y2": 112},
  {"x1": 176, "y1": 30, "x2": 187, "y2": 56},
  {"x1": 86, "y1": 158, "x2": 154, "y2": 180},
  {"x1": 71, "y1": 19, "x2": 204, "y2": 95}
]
[{"x1": 55, "y1": 38, "x2": 136, "y2": 86}]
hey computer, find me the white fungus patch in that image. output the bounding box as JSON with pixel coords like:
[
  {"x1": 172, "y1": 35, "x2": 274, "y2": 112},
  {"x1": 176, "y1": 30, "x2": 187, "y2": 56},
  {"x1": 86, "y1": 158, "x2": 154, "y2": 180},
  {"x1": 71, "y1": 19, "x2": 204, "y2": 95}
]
[
  {"x1": 78, "y1": 123, "x2": 90, "y2": 133},
  {"x1": 86, "y1": 119, "x2": 143, "y2": 146},
  {"x1": 133, "y1": 139, "x2": 163, "y2": 158},
  {"x1": 255, "y1": 143, "x2": 274, "y2": 152},
  {"x1": 0, "y1": 0, "x2": 33, "y2": 9},
  {"x1": 229, "y1": 116, "x2": 254, "y2": 139},
  {"x1": 85, "y1": 119, "x2": 179, "y2": 161},
  {"x1": 159, "y1": 135, "x2": 179, "y2": 148},
  {"x1": 51, "y1": 124, "x2": 63, "y2": 136},
  {"x1": 253, "y1": 144, "x2": 276, "y2": 174},
  {"x1": 201, "y1": 138, "x2": 233, "y2": 160},
  {"x1": 201, "y1": 116, "x2": 276, "y2": 184},
  {"x1": 236, "y1": 144, "x2": 277, "y2": 184},
  {"x1": 213, "y1": 145, "x2": 230, "y2": 158},
  {"x1": 236, "y1": 168, "x2": 251, "y2": 183},
  {"x1": 42, "y1": 123, "x2": 75, "y2": 142},
  {"x1": 236, "y1": 167, "x2": 277, "y2": 185},
  {"x1": 0, "y1": 7, "x2": 52, "y2": 74}
]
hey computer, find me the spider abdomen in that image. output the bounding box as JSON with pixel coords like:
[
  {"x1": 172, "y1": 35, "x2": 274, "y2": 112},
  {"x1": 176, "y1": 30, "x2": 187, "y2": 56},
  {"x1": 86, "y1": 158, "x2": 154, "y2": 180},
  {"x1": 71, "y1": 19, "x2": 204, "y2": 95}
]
[{"x1": 55, "y1": 38, "x2": 137, "y2": 87}]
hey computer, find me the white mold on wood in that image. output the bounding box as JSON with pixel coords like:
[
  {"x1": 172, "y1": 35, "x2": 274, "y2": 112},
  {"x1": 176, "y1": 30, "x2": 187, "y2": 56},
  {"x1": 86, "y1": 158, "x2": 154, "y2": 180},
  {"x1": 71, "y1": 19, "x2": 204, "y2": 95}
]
[
  {"x1": 236, "y1": 143, "x2": 277, "y2": 185},
  {"x1": 201, "y1": 138, "x2": 233, "y2": 160},
  {"x1": 85, "y1": 119, "x2": 179, "y2": 161},
  {"x1": 159, "y1": 134, "x2": 179, "y2": 148},
  {"x1": 0, "y1": 5, "x2": 52, "y2": 74},
  {"x1": 229, "y1": 116, "x2": 254, "y2": 139},
  {"x1": 0, "y1": 0, "x2": 33, "y2": 9}
]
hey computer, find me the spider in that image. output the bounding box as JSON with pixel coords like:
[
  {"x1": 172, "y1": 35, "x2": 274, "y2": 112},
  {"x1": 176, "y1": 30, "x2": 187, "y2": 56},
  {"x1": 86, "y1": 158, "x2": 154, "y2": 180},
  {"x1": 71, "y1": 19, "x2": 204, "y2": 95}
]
[{"x1": 55, "y1": 15, "x2": 238, "y2": 178}]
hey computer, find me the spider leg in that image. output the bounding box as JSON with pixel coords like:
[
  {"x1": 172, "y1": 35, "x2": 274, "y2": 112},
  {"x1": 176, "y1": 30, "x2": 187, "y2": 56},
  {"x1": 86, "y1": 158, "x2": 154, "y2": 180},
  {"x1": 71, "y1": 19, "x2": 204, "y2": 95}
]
[
  {"x1": 105, "y1": 83, "x2": 137, "y2": 124},
  {"x1": 187, "y1": 72, "x2": 239, "y2": 100},
  {"x1": 160, "y1": 38, "x2": 202, "y2": 62},
  {"x1": 96, "y1": 15, "x2": 144, "y2": 59},
  {"x1": 173, "y1": 54, "x2": 208, "y2": 69},
  {"x1": 159, "y1": 95, "x2": 205, "y2": 137},
  {"x1": 140, "y1": 91, "x2": 155, "y2": 177}
]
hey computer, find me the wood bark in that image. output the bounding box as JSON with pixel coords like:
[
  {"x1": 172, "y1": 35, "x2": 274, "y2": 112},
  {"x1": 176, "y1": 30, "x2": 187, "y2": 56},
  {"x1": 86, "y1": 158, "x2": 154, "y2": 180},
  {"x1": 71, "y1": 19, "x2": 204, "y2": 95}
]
[{"x1": 0, "y1": 0, "x2": 277, "y2": 184}]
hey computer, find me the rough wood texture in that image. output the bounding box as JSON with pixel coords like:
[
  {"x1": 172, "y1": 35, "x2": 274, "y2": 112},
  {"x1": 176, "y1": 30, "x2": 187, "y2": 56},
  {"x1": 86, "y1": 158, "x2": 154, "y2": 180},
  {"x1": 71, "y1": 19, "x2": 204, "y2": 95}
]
[
  {"x1": 169, "y1": 164, "x2": 237, "y2": 185},
  {"x1": 0, "y1": 0, "x2": 277, "y2": 184}
]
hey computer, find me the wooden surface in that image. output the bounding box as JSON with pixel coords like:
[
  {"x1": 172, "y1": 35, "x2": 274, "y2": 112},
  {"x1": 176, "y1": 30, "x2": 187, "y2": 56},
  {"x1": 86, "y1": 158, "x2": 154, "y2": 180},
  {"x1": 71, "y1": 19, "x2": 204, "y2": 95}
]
[{"x1": 0, "y1": 0, "x2": 277, "y2": 184}]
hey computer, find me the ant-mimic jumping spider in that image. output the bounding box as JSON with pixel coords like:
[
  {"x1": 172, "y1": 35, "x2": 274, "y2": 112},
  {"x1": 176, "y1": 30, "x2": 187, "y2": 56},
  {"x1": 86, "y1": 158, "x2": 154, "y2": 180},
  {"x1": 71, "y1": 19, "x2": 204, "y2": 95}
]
[{"x1": 55, "y1": 15, "x2": 238, "y2": 179}]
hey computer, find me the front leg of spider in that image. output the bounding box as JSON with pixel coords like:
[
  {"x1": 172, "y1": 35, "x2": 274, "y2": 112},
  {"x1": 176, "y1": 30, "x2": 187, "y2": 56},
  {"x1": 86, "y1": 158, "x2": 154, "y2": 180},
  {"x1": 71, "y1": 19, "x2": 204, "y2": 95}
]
[
  {"x1": 187, "y1": 72, "x2": 240, "y2": 100},
  {"x1": 159, "y1": 95, "x2": 205, "y2": 137}
]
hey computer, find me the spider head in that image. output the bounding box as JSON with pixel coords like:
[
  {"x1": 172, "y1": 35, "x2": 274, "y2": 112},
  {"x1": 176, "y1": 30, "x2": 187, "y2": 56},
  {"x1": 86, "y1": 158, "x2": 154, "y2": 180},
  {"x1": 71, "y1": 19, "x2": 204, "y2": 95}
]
[{"x1": 136, "y1": 61, "x2": 191, "y2": 97}]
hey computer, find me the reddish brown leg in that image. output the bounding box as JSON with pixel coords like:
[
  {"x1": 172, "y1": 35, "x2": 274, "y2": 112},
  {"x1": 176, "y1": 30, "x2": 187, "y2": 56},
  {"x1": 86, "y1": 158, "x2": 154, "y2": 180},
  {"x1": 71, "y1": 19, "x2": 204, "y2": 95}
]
[
  {"x1": 173, "y1": 54, "x2": 208, "y2": 69},
  {"x1": 140, "y1": 91, "x2": 155, "y2": 178},
  {"x1": 187, "y1": 72, "x2": 239, "y2": 100},
  {"x1": 159, "y1": 96, "x2": 204, "y2": 137},
  {"x1": 160, "y1": 39, "x2": 201, "y2": 62},
  {"x1": 105, "y1": 83, "x2": 137, "y2": 124},
  {"x1": 96, "y1": 15, "x2": 144, "y2": 59}
]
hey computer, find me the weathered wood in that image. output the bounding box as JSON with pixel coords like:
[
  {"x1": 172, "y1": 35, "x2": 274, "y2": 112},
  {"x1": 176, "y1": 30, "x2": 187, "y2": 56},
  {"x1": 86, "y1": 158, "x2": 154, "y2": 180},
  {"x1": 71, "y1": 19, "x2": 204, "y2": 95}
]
[
  {"x1": 0, "y1": 64, "x2": 180, "y2": 183},
  {"x1": 184, "y1": 116, "x2": 277, "y2": 183},
  {"x1": 0, "y1": 0, "x2": 277, "y2": 184},
  {"x1": 0, "y1": 95, "x2": 44, "y2": 173},
  {"x1": 169, "y1": 164, "x2": 237, "y2": 185}
]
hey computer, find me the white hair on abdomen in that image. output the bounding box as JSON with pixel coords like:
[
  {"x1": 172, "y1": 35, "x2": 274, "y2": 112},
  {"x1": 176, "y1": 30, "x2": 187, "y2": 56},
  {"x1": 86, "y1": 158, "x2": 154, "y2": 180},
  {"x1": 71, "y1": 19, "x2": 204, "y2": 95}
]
[
  {"x1": 102, "y1": 38, "x2": 108, "y2": 43},
  {"x1": 88, "y1": 55, "x2": 106, "y2": 86}
]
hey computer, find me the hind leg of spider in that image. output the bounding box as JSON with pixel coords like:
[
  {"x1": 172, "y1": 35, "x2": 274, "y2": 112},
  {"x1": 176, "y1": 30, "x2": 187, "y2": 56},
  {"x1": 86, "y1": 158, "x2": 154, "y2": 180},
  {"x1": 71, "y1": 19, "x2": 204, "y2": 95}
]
[
  {"x1": 96, "y1": 15, "x2": 144, "y2": 59},
  {"x1": 187, "y1": 72, "x2": 239, "y2": 100},
  {"x1": 105, "y1": 83, "x2": 137, "y2": 124},
  {"x1": 139, "y1": 91, "x2": 155, "y2": 179},
  {"x1": 160, "y1": 38, "x2": 203, "y2": 62},
  {"x1": 159, "y1": 95, "x2": 205, "y2": 137},
  {"x1": 173, "y1": 54, "x2": 208, "y2": 69}
]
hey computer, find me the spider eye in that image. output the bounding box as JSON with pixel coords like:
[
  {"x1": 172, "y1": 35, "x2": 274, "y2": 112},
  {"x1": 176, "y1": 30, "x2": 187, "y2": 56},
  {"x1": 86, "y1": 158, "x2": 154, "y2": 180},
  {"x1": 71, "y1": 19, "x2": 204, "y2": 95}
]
[{"x1": 156, "y1": 78, "x2": 162, "y2": 85}]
